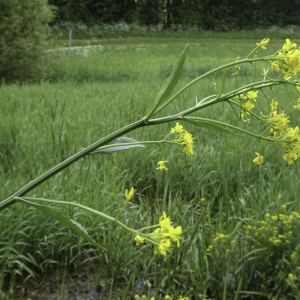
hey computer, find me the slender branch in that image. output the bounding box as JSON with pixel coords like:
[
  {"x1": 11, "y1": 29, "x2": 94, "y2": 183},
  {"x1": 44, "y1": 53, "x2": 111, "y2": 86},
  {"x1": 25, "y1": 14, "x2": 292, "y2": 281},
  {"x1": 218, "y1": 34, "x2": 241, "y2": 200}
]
[
  {"x1": 152, "y1": 56, "x2": 276, "y2": 115},
  {"x1": 16, "y1": 197, "x2": 136, "y2": 234}
]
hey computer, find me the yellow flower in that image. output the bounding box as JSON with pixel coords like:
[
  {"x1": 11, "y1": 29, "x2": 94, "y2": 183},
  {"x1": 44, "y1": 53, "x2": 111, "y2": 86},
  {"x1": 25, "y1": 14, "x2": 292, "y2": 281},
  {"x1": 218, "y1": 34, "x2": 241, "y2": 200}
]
[
  {"x1": 142, "y1": 295, "x2": 147, "y2": 300},
  {"x1": 159, "y1": 211, "x2": 172, "y2": 228},
  {"x1": 182, "y1": 131, "x2": 194, "y2": 156},
  {"x1": 241, "y1": 100, "x2": 255, "y2": 117},
  {"x1": 268, "y1": 111, "x2": 290, "y2": 136},
  {"x1": 283, "y1": 153, "x2": 294, "y2": 165},
  {"x1": 256, "y1": 38, "x2": 270, "y2": 49},
  {"x1": 136, "y1": 211, "x2": 182, "y2": 257},
  {"x1": 135, "y1": 295, "x2": 140, "y2": 300},
  {"x1": 156, "y1": 160, "x2": 169, "y2": 171},
  {"x1": 171, "y1": 122, "x2": 184, "y2": 133},
  {"x1": 154, "y1": 238, "x2": 172, "y2": 256},
  {"x1": 270, "y1": 99, "x2": 278, "y2": 111},
  {"x1": 282, "y1": 39, "x2": 297, "y2": 53},
  {"x1": 288, "y1": 273, "x2": 296, "y2": 280},
  {"x1": 282, "y1": 205, "x2": 287, "y2": 213},
  {"x1": 253, "y1": 152, "x2": 263, "y2": 166},
  {"x1": 182, "y1": 143, "x2": 194, "y2": 156},
  {"x1": 271, "y1": 63, "x2": 280, "y2": 71},
  {"x1": 286, "y1": 126, "x2": 300, "y2": 140},
  {"x1": 168, "y1": 226, "x2": 182, "y2": 247},
  {"x1": 285, "y1": 49, "x2": 300, "y2": 76},
  {"x1": 247, "y1": 90, "x2": 258, "y2": 101},
  {"x1": 125, "y1": 187, "x2": 136, "y2": 201},
  {"x1": 159, "y1": 212, "x2": 182, "y2": 246},
  {"x1": 135, "y1": 235, "x2": 145, "y2": 246}
]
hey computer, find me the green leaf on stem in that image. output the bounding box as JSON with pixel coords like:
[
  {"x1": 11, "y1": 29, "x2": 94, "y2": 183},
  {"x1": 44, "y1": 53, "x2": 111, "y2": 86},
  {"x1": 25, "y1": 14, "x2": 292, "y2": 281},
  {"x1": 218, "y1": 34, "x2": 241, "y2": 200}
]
[
  {"x1": 144, "y1": 44, "x2": 190, "y2": 121},
  {"x1": 90, "y1": 137, "x2": 145, "y2": 154},
  {"x1": 16, "y1": 198, "x2": 107, "y2": 251},
  {"x1": 182, "y1": 116, "x2": 245, "y2": 139}
]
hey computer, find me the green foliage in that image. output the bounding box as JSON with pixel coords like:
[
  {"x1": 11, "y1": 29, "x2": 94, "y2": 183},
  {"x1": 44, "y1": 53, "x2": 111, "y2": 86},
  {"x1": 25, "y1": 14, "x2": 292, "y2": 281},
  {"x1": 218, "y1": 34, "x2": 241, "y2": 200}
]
[
  {"x1": 0, "y1": 0, "x2": 54, "y2": 82},
  {"x1": 48, "y1": 0, "x2": 300, "y2": 31},
  {"x1": 49, "y1": 0, "x2": 138, "y2": 24}
]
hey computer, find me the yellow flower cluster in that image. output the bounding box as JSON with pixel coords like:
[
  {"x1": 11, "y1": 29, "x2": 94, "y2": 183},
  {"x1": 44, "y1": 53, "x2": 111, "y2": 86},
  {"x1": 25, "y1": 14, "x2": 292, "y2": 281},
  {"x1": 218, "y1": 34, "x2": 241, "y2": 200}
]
[
  {"x1": 256, "y1": 38, "x2": 270, "y2": 50},
  {"x1": 263, "y1": 109, "x2": 300, "y2": 164},
  {"x1": 156, "y1": 123, "x2": 194, "y2": 171},
  {"x1": 134, "y1": 212, "x2": 182, "y2": 257},
  {"x1": 268, "y1": 111, "x2": 290, "y2": 136},
  {"x1": 134, "y1": 295, "x2": 190, "y2": 300},
  {"x1": 233, "y1": 91, "x2": 258, "y2": 118},
  {"x1": 205, "y1": 232, "x2": 234, "y2": 255},
  {"x1": 171, "y1": 122, "x2": 194, "y2": 156},
  {"x1": 271, "y1": 39, "x2": 300, "y2": 79},
  {"x1": 244, "y1": 208, "x2": 300, "y2": 250}
]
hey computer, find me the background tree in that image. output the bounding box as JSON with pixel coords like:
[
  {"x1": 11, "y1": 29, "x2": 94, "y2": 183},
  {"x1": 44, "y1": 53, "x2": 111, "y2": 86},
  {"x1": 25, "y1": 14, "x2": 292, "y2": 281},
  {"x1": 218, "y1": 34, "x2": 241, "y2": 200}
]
[{"x1": 0, "y1": 0, "x2": 55, "y2": 82}]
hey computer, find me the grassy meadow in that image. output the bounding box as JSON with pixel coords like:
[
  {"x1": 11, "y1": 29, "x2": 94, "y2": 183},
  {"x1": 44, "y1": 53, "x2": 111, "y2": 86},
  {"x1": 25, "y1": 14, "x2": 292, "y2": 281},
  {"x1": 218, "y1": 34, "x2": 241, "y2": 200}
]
[{"x1": 1, "y1": 36, "x2": 300, "y2": 299}]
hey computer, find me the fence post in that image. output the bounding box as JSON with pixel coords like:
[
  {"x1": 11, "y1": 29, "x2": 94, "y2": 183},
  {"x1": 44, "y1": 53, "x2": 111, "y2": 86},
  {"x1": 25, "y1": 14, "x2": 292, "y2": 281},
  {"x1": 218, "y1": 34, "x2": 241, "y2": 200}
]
[{"x1": 69, "y1": 30, "x2": 72, "y2": 57}]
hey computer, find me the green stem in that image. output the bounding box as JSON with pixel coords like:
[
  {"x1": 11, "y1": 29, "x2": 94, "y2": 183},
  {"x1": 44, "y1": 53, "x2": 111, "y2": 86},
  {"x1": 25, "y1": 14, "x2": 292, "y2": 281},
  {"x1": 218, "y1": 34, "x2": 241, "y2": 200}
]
[
  {"x1": 139, "y1": 224, "x2": 160, "y2": 231},
  {"x1": 245, "y1": 45, "x2": 261, "y2": 59},
  {"x1": 0, "y1": 119, "x2": 144, "y2": 211}
]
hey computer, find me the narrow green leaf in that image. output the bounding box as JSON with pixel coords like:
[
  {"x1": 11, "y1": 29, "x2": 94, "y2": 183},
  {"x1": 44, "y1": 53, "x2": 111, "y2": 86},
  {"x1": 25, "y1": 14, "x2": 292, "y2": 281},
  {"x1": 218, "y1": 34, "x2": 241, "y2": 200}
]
[
  {"x1": 16, "y1": 198, "x2": 107, "y2": 251},
  {"x1": 182, "y1": 116, "x2": 245, "y2": 139},
  {"x1": 144, "y1": 44, "x2": 190, "y2": 120},
  {"x1": 217, "y1": 68, "x2": 228, "y2": 99},
  {"x1": 90, "y1": 137, "x2": 145, "y2": 154}
]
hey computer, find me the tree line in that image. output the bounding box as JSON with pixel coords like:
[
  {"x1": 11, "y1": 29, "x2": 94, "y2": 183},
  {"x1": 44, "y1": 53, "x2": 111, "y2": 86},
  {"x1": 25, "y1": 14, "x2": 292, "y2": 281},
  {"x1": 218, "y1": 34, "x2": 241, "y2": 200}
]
[{"x1": 48, "y1": 0, "x2": 300, "y2": 30}]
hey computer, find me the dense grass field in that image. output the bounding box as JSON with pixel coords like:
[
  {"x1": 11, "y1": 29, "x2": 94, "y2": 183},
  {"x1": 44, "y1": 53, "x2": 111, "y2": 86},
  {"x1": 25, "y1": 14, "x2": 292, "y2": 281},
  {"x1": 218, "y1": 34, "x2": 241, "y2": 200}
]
[{"x1": 1, "y1": 36, "x2": 300, "y2": 299}]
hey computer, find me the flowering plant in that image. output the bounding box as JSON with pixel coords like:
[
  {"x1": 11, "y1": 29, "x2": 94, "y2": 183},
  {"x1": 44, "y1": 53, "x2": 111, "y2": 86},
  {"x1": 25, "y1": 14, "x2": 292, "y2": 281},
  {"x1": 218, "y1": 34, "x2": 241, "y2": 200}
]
[{"x1": 1, "y1": 38, "x2": 300, "y2": 257}]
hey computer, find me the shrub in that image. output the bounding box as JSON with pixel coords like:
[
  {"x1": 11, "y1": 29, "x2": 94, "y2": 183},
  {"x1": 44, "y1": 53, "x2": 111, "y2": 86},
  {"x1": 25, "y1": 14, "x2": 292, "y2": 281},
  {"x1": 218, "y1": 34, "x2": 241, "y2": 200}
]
[{"x1": 0, "y1": 0, "x2": 54, "y2": 82}]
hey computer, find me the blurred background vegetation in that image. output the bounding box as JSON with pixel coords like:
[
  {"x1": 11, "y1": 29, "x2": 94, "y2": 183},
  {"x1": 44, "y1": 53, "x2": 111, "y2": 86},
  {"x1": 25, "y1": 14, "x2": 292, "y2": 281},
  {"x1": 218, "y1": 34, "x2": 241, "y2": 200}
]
[
  {"x1": 2, "y1": 0, "x2": 300, "y2": 83},
  {"x1": 48, "y1": 0, "x2": 300, "y2": 30}
]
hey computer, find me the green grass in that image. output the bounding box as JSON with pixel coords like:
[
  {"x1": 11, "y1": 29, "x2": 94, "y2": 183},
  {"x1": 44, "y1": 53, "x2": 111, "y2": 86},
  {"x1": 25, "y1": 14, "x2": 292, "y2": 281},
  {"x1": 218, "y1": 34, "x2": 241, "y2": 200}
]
[{"x1": 1, "y1": 37, "x2": 300, "y2": 299}]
